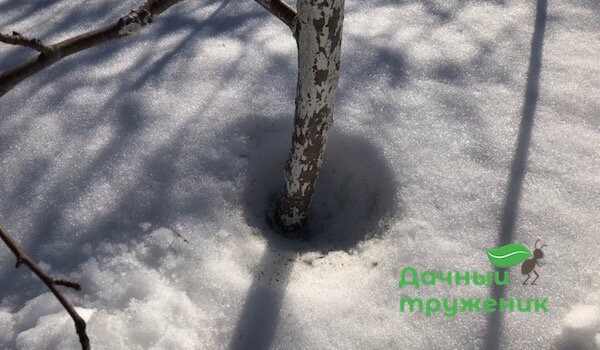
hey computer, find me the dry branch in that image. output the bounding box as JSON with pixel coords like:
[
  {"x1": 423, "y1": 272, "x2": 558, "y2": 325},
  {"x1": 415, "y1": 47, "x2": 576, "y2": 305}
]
[
  {"x1": 0, "y1": 31, "x2": 53, "y2": 54},
  {"x1": 0, "y1": 0, "x2": 297, "y2": 99},
  {"x1": 0, "y1": 0, "x2": 184, "y2": 98},
  {"x1": 0, "y1": 225, "x2": 89, "y2": 349},
  {"x1": 254, "y1": 0, "x2": 297, "y2": 29}
]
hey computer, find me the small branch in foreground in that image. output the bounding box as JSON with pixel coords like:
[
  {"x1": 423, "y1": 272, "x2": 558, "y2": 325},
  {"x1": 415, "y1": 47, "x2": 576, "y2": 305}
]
[
  {"x1": 0, "y1": 225, "x2": 89, "y2": 350},
  {"x1": 0, "y1": 31, "x2": 53, "y2": 55},
  {"x1": 0, "y1": 0, "x2": 184, "y2": 99},
  {"x1": 253, "y1": 0, "x2": 297, "y2": 29}
]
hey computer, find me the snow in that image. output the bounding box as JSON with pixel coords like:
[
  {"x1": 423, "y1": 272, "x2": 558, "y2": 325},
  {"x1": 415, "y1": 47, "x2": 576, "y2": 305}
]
[
  {"x1": 0, "y1": 0, "x2": 599, "y2": 349},
  {"x1": 555, "y1": 301, "x2": 600, "y2": 350}
]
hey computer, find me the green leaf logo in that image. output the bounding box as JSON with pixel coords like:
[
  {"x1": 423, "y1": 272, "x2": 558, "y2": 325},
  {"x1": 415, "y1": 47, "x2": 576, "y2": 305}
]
[{"x1": 486, "y1": 243, "x2": 532, "y2": 267}]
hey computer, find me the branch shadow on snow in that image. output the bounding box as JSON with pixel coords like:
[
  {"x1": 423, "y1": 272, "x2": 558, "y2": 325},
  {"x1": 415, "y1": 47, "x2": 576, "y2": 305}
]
[
  {"x1": 484, "y1": 0, "x2": 547, "y2": 349},
  {"x1": 0, "y1": 0, "x2": 264, "y2": 308},
  {"x1": 0, "y1": 0, "x2": 404, "y2": 344},
  {"x1": 212, "y1": 115, "x2": 400, "y2": 349},
  {"x1": 0, "y1": 118, "x2": 213, "y2": 308}
]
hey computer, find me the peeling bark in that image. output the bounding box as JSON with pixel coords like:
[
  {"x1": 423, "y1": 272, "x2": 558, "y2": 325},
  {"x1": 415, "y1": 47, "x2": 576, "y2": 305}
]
[{"x1": 272, "y1": 0, "x2": 345, "y2": 235}]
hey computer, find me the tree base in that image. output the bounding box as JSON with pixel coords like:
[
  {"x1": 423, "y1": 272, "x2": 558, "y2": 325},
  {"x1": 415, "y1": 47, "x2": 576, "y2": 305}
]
[{"x1": 265, "y1": 204, "x2": 309, "y2": 239}]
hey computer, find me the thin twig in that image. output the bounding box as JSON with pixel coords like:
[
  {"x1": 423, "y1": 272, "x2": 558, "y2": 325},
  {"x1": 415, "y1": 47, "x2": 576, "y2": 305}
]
[
  {"x1": 170, "y1": 228, "x2": 190, "y2": 244},
  {"x1": 0, "y1": 31, "x2": 53, "y2": 54},
  {"x1": 0, "y1": 225, "x2": 90, "y2": 350},
  {"x1": 253, "y1": 0, "x2": 297, "y2": 29},
  {"x1": 0, "y1": 0, "x2": 184, "y2": 98}
]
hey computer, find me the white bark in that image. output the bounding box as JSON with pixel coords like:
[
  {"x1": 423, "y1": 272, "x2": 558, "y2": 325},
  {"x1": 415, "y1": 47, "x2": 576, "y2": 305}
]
[{"x1": 274, "y1": 0, "x2": 345, "y2": 234}]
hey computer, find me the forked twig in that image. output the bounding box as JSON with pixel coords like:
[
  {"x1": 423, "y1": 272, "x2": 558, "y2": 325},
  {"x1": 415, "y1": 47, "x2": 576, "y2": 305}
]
[
  {"x1": 0, "y1": 0, "x2": 185, "y2": 98},
  {"x1": 0, "y1": 0, "x2": 297, "y2": 99},
  {"x1": 0, "y1": 225, "x2": 90, "y2": 350},
  {"x1": 0, "y1": 31, "x2": 53, "y2": 54}
]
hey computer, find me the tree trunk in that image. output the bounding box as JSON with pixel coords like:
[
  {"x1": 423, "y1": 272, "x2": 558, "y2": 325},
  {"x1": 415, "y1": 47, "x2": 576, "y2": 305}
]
[{"x1": 272, "y1": 0, "x2": 345, "y2": 235}]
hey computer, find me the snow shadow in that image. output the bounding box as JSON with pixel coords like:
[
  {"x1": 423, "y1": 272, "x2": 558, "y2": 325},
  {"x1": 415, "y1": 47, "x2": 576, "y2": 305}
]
[
  {"x1": 0, "y1": 0, "x2": 266, "y2": 308},
  {"x1": 554, "y1": 325, "x2": 600, "y2": 350},
  {"x1": 213, "y1": 115, "x2": 399, "y2": 349},
  {"x1": 0, "y1": 125, "x2": 210, "y2": 307},
  {"x1": 484, "y1": 0, "x2": 547, "y2": 349},
  {"x1": 210, "y1": 115, "x2": 400, "y2": 254},
  {"x1": 229, "y1": 247, "x2": 295, "y2": 350}
]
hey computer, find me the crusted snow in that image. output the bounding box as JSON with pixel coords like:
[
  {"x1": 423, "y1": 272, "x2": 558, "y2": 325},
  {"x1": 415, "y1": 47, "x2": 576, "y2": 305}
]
[{"x1": 0, "y1": 0, "x2": 599, "y2": 349}]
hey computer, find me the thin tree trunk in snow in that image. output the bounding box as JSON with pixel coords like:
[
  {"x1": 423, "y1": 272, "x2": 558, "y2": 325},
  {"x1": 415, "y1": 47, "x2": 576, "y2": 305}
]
[{"x1": 273, "y1": 0, "x2": 345, "y2": 235}]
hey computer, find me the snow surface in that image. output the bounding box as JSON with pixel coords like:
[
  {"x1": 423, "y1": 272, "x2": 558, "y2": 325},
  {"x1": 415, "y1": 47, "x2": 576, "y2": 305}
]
[{"x1": 0, "y1": 0, "x2": 599, "y2": 349}]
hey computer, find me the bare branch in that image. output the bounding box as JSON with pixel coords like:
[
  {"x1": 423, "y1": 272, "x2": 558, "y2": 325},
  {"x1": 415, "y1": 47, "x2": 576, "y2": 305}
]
[
  {"x1": 0, "y1": 31, "x2": 53, "y2": 54},
  {"x1": 0, "y1": 0, "x2": 184, "y2": 99},
  {"x1": 254, "y1": 0, "x2": 297, "y2": 29},
  {"x1": 53, "y1": 278, "x2": 83, "y2": 290},
  {"x1": 0, "y1": 225, "x2": 90, "y2": 350}
]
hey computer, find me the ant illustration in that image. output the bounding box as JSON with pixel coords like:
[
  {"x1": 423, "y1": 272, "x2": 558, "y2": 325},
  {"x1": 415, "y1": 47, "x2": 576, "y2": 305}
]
[{"x1": 521, "y1": 239, "x2": 547, "y2": 285}]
